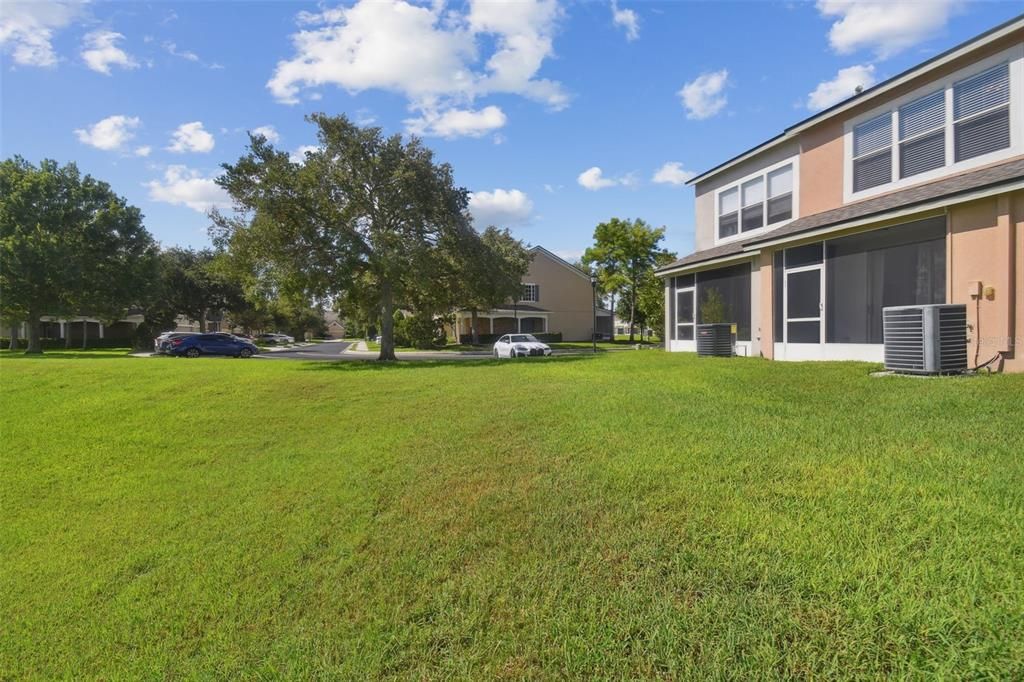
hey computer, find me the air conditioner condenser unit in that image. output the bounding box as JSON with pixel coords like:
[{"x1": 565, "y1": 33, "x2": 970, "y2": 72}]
[{"x1": 882, "y1": 304, "x2": 968, "y2": 375}]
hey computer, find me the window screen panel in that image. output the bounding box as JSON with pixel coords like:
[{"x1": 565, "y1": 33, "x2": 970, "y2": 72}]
[
  {"x1": 767, "y1": 194, "x2": 792, "y2": 224},
  {"x1": 767, "y1": 165, "x2": 792, "y2": 198},
  {"x1": 677, "y1": 325, "x2": 694, "y2": 340},
  {"x1": 742, "y1": 204, "x2": 764, "y2": 232},
  {"x1": 676, "y1": 273, "x2": 694, "y2": 288},
  {"x1": 825, "y1": 216, "x2": 946, "y2": 344},
  {"x1": 853, "y1": 150, "x2": 892, "y2": 192},
  {"x1": 786, "y1": 269, "x2": 821, "y2": 319},
  {"x1": 773, "y1": 251, "x2": 783, "y2": 342},
  {"x1": 787, "y1": 321, "x2": 820, "y2": 343},
  {"x1": 677, "y1": 289, "x2": 694, "y2": 323},
  {"x1": 953, "y1": 63, "x2": 1009, "y2": 120},
  {"x1": 742, "y1": 177, "x2": 764, "y2": 206},
  {"x1": 900, "y1": 129, "x2": 945, "y2": 178},
  {"x1": 853, "y1": 113, "x2": 892, "y2": 157},
  {"x1": 696, "y1": 263, "x2": 751, "y2": 341},
  {"x1": 785, "y1": 242, "x2": 823, "y2": 269},
  {"x1": 954, "y1": 107, "x2": 1010, "y2": 162},
  {"x1": 719, "y1": 187, "x2": 738, "y2": 214},
  {"x1": 719, "y1": 212, "x2": 739, "y2": 239},
  {"x1": 899, "y1": 90, "x2": 944, "y2": 139}
]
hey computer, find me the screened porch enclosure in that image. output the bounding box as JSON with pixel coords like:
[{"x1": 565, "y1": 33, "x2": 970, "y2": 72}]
[{"x1": 771, "y1": 215, "x2": 947, "y2": 356}]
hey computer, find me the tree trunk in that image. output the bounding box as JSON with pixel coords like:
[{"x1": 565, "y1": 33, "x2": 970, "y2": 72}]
[
  {"x1": 81, "y1": 318, "x2": 88, "y2": 350},
  {"x1": 25, "y1": 314, "x2": 42, "y2": 354},
  {"x1": 199, "y1": 310, "x2": 207, "y2": 333},
  {"x1": 65, "y1": 322, "x2": 72, "y2": 348},
  {"x1": 378, "y1": 279, "x2": 397, "y2": 361},
  {"x1": 628, "y1": 285, "x2": 637, "y2": 343},
  {"x1": 9, "y1": 324, "x2": 18, "y2": 350},
  {"x1": 470, "y1": 309, "x2": 479, "y2": 346}
]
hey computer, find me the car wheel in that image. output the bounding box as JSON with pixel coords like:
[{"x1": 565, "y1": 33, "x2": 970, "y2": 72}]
[
  {"x1": 239, "y1": 348, "x2": 252, "y2": 359},
  {"x1": 185, "y1": 348, "x2": 200, "y2": 358}
]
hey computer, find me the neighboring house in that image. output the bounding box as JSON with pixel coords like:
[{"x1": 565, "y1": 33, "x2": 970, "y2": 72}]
[
  {"x1": 657, "y1": 16, "x2": 1024, "y2": 372},
  {"x1": 323, "y1": 311, "x2": 346, "y2": 339},
  {"x1": 614, "y1": 316, "x2": 656, "y2": 339},
  {"x1": 453, "y1": 245, "x2": 613, "y2": 342},
  {"x1": 2, "y1": 313, "x2": 145, "y2": 343}
]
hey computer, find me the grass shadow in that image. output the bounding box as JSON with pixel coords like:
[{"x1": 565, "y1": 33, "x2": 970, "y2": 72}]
[
  {"x1": 0, "y1": 349, "x2": 136, "y2": 361},
  {"x1": 300, "y1": 353, "x2": 599, "y2": 373}
]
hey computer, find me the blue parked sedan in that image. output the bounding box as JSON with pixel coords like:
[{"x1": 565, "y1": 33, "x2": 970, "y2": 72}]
[{"x1": 168, "y1": 333, "x2": 259, "y2": 358}]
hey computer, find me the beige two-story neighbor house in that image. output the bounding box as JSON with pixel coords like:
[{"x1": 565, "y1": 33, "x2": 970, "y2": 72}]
[
  {"x1": 453, "y1": 245, "x2": 613, "y2": 342},
  {"x1": 657, "y1": 16, "x2": 1024, "y2": 372}
]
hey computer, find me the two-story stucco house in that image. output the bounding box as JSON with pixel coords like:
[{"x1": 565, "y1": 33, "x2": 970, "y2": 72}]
[
  {"x1": 657, "y1": 16, "x2": 1024, "y2": 373},
  {"x1": 453, "y1": 245, "x2": 613, "y2": 342}
]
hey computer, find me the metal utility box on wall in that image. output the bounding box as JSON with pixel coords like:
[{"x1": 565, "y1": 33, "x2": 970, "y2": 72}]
[
  {"x1": 882, "y1": 304, "x2": 968, "y2": 375},
  {"x1": 696, "y1": 323, "x2": 734, "y2": 357}
]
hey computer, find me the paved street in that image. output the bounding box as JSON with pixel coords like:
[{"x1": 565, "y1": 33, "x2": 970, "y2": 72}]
[{"x1": 258, "y1": 341, "x2": 492, "y2": 361}]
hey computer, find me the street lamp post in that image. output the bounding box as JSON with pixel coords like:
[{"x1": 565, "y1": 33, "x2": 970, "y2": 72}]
[{"x1": 590, "y1": 275, "x2": 597, "y2": 354}]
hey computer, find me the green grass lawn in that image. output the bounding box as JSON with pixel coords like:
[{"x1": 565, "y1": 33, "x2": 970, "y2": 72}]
[{"x1": 2, "y1": 351, "x2": 1022, "y2": 677}]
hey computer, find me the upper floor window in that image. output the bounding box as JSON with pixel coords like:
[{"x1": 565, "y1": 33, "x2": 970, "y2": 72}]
[
  {"x1": 717, "y1": 162, "x2": 794, "y2": 241},
  {"x1": 847, "y1": 54, "x2": 1017, "y2": 199},
  {"x1": 953, "y1": 63, "x2": 1010, "y2": 162},
  {"x1": 520, "y1": 283, "x2": 539, "y2": 303}
]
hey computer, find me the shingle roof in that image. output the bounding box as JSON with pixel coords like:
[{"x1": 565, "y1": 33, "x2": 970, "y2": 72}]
[{"x1": 657, "y1": 158, "x2": 1024, "y2": 274}]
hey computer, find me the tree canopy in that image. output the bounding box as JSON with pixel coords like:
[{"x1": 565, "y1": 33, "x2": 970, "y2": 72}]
[{"x1": 0, "y1": 157, "x2": 157, "y2": 353}]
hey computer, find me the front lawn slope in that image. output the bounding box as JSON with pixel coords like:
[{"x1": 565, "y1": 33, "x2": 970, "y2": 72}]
[{"x1": 1, "y1": 353, "x2": 1021, "y2": 678}]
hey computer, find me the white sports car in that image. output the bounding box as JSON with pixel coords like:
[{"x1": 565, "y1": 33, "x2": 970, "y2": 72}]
[{"x1": 493, "y1": 333, "x2": 553, "y2": 359}]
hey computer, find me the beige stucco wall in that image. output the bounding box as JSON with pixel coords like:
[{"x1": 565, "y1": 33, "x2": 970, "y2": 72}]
[
  {"x1": 949, "y1": 191, "x2": 1022, "y2": 371},
  {"x1": 757, "y1": 251, "x2": 775, "y2": 359},
  {"x1": 524, "y1": 250, "x2": 597, "y2": 341},
  {"x1": 693, "y1": 140, "x2": 800, "y2": 251}
]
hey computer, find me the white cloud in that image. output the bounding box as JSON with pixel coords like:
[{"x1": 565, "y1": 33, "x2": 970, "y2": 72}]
[
  {"x1": 163, "y1": 40, "x2": 222, "y2": 69},
  {"x1": 577, "y1": 167, "x2": 636, "y2": 191},
  {"x1": 289, "y1": 145, "x2": 318, "y2": 163},
  {"x1": 81, "y1": 30, "x2": 138, "y2": 75},
  {"x1": 468, "y1": 188, "x2": 534, "y2": 226},
  {"x1": 162, "y1": 41, "x2": 198, "y2": 62},
  {"x1": 611, "y1": 1, "x2": 639, "y2": 41},
  {"x1": 405, "y1": 105, "x2": 507, "y2": 138},
  {"x1": 679, "y1": 69, "x2": 729, "y2": 120},
  {"x1": 166, "y1": 121, "x2": 215, "y2": 153},
  {"x1": 74, "y1": 115, "x2": 141, "y2": 151},
  {"x1": 145, "y1": 166, "x2": 231, "y2": 213},
  {"x1": 652, "y1": 161, "x2": 696, "y2": 186},
  {"x1": 0, "y1": 0, "x2": 84, "y2": 68},
  {"x1": 817, "y1": 0, "x2": 960, "y2": 60},
  {"x1": 251, "y1": 125, "x2": 281, "y2": 143},
  {"x1": 554, "y1": 248, "x2": 583, "y2": 262},
  {"x1": 134, "y1": 145, "x2": 151, "y2": 157},
  {"x1": 267, "y1": 0, "x2": 566, "y2": 138},
  {"x1": 807, "y1": 64, "x2": 876, "y2": 110}
]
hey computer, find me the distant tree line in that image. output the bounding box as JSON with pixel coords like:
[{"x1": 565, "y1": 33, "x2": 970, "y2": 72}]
[{"x1": 2, "y1": 116, "x2": 533, "y2": 358}]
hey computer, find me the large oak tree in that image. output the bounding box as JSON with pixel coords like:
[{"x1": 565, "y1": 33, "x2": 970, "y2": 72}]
[{"x1": 214, "y1": 114, "x2": 483, "y2": 361}]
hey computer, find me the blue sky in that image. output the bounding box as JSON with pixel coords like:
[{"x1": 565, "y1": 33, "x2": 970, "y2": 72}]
[{"x1": 2, "y1": 1, "x2": 1020, "y2": 260}]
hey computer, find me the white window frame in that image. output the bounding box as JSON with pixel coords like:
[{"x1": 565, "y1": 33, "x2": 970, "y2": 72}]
[
  {"x1": 713, "y1": 155, "x2": 799, "y2": 246},
  {"x1": 844, "y1": 43, "x2": 1024, "y2": 203},
  {"x1": 520, "y1": 283, "x2": 539, "y2": 303}
]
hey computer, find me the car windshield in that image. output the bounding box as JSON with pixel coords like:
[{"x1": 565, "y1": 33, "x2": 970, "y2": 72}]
[{"x1": 510, "y1": 334, "x2": 538, "y2": 343}]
